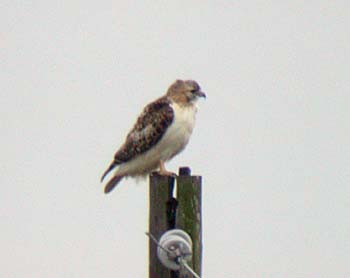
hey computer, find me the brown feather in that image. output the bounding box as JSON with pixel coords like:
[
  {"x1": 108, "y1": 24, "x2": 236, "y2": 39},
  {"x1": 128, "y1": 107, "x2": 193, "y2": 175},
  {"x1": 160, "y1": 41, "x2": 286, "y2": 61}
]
[
  {"x1": 101, "y1": 161, "x2": 117, "y2": 182},
  {"x1": 112, "y1": 96, "x2": 174, "y2": 164},
  {"x1": 100, "y1": 96, "x2": 174, "y2": 183},
  {"x1": 104, "y1": 175, "x2": 124, "y2": 194}
]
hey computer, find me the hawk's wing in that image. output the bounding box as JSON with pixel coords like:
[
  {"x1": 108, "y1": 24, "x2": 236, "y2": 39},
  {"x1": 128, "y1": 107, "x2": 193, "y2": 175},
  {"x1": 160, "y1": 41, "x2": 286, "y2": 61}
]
[{"x1": 101, "y1": 96, "x2": 174, "y2": 181}]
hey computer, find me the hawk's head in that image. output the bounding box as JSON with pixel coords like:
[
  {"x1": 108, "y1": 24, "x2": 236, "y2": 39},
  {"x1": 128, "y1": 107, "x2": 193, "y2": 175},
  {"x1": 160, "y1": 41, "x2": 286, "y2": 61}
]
[{"x1": 167, "y1": 80, "x2": 206, "y2": 104}]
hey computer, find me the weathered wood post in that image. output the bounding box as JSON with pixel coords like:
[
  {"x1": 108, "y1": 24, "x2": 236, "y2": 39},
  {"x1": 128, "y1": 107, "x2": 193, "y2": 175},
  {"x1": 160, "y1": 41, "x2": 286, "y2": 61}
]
[
  {"x1": 149, "y1": 174, "x2": 176, "y2": 278},
  {"x1": 176, "y1": 167, "x2": 202, "y2": 278},
  {"x1": 149, "y1": 167, "x2": 202, "y2": 278}
]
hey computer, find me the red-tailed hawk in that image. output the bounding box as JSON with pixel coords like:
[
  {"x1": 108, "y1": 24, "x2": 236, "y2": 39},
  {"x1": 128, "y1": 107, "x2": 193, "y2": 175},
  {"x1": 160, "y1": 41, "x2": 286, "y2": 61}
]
[{"x1": 101, "y1": 79, "x2": 206, "y2": 193}]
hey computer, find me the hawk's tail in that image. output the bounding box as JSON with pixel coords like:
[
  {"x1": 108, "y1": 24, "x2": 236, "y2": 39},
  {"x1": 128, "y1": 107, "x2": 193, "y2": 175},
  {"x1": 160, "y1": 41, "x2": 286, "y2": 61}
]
[
  {"x1": 104, "y1": 175, "x2": 124, "y2": 194},
  {"x1": 101, "y1": 161, "x2": 118, "y2": 182}
]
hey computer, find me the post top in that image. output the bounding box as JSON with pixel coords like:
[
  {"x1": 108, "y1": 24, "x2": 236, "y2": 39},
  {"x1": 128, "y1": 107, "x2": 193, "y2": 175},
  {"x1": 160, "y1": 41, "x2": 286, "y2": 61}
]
[{"x1": 179, "y1": 167, "x2": 191, "y2": 176}]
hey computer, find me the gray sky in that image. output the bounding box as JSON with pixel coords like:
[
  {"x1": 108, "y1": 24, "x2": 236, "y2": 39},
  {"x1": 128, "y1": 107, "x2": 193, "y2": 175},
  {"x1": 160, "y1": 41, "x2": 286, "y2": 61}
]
[{"x1": 1, "y1": 1, "x2": 350, "y2": 277}]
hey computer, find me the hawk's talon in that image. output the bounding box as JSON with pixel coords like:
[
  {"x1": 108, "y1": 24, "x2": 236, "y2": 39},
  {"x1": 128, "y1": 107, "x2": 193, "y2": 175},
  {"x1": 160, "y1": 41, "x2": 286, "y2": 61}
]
[{"x1": 158, "y1": 160, "x2": 177, "y2": 177}]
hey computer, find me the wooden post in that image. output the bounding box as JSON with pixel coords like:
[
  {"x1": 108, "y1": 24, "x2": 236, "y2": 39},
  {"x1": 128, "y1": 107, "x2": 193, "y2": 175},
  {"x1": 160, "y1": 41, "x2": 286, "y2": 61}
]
[
  {"x1": 176, "y1": 167, "x2": 202, "y2": 278},
  {"x1": 149, "y1": 167, "x2": 202, "y2": 278},
  {"x1": 149, "y1": 174, "x2": 176, "y2": 278}
]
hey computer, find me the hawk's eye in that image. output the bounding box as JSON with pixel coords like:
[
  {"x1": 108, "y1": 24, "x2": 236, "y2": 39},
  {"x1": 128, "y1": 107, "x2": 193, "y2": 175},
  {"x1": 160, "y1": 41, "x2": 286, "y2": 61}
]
[{"x1": 190, "y1": 89, "x2": 197, "y2": 93}]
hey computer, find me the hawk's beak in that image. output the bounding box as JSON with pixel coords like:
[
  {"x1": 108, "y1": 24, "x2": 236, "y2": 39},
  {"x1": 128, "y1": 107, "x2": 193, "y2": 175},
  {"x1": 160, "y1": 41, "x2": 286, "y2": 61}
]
[{"x1": 196, "y1": 91, "x2": 206, "y2": 99}]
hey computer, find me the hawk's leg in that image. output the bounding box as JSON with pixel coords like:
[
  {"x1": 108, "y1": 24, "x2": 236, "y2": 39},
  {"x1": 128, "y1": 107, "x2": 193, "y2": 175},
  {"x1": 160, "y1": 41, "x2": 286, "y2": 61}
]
[{"x1": 158, "y1": 160, "x2": 177, "y2": 177}]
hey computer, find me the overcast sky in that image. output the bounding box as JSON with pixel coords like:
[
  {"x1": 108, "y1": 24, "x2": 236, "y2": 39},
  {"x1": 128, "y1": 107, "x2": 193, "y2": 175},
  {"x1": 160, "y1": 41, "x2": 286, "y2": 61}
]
[{"x1": 1, "y1": 1, "x2": 350, "y2": 277}]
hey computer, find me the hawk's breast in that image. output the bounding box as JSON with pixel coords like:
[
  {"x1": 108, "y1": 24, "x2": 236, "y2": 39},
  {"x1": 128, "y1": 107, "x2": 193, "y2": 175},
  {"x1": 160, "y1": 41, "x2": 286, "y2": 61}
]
[{"x1": 156, "y1": 102, "x2": 197, "y2": 161}]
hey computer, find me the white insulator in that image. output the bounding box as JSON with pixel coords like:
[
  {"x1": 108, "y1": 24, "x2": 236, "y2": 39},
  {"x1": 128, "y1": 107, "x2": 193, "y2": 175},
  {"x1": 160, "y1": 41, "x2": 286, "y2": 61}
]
[
  {"x1": 159, "y1": 229, "x2": 193, "y2": 248},
  {"x1": 157, "y1": 229, "x2": 193, "y2": 270}
]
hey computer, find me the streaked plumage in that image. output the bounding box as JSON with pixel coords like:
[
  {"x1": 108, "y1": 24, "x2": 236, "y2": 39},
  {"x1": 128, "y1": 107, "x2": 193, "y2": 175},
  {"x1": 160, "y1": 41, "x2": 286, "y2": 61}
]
[{"x1": 101, "y1": 79, "x2": 205, "y2": 193}]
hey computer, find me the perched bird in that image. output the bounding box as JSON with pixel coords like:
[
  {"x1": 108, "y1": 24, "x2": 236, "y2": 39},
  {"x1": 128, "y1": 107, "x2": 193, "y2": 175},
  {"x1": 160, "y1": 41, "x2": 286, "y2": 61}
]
[{"x1": 101, "y1": 79, "x2": 206, "y2": 194}]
